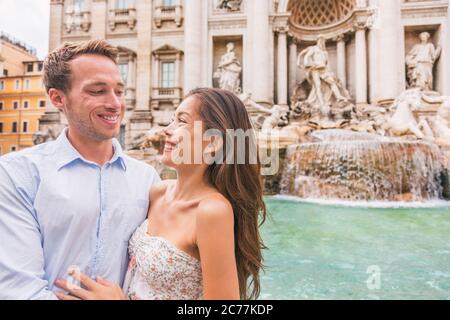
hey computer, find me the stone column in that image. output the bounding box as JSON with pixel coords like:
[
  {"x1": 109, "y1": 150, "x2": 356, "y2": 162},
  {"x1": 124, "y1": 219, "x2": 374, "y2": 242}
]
[
  {"x1": 442, "y1": 4, "x2": 450, "y2": 95},
  {"x1": 48, "y1": 0, "x2": 63, "y2": 51},
  {"x1": 39, "y1": 0, "x2": 65, "y2": 137},
  {"x1": 127, "y1": 56, "x2": 136, "y2": 88},
  {"x1": 126, "y1": 55, "x2": 136, "y2": 106},
  {"x1": 249, "y1": 0, "x2": 271, "y2": 104},
  {"x1": 184, "y1": 0, "x2": 203, "y2": 93},
  {"x1": 288, "y1": 37, "x2": 298, "y2": 100},
  {"x1": 276, "y1": 26, "x2": 289, "y2": 106},
  {"x1": 355, "y1": 25, "x2": 368, "y2": 105},
  {"x1": 336, "y1": 34, "x2": 347, "y2": 88},
  {"x1": 368, "y1": 0, "x2": 402, "y2": 104},
  {"x1": 175, "y1": 52, "x2": 181, "y2": 88},
  {"x1": 129, "y1": 0, "x2": 153, "y2": 146},
  {"x1": 153, "y1": 55, "x2": 160, "y2": 88},
  {"x1": 91, "y1": 0, "x2": 107, "y2": 39}
]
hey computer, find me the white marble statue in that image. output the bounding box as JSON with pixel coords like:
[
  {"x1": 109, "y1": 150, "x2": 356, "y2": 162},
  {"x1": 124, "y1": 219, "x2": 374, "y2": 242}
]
[
  {"x1": 238, "y1": 93, "x2": 286, "y2": 132},
  {"x1": 387, "y1": 89, "x2": 434, "y2": 139},
  {"x1": 297, "y1": 35, "x2": 348, "y2": 116},
  {"x1": 252, "y1": 104, "x2": 286, "y2": 133},
  {"x1": 216, "y1": 0, "x2": 242, "y2": 11},
  {"x1": 406, "y1": 32, "x2": 441, "y2": 91},
  {"x1": 213, "y1": 42, "x2": 242, "y2": 94},
  {"x1": 421, "y1": 95, "x2": 450, "y2": 146}
]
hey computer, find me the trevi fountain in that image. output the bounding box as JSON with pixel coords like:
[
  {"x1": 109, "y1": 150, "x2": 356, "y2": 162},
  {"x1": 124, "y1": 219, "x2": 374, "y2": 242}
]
[
  {"x1": 131, "y1": 22, "x2": 450, "y2": 301},
  {"x1": 134, "y1": 32, "x2": 450, "y2": 204}
]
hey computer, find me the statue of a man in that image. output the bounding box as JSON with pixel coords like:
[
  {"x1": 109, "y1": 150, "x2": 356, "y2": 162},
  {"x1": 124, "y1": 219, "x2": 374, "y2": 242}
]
[
  {"x1": 298, "y1": 35, "x2": 348, "y2": 116},
  {"x1": 406, "y1": 32, "x2": 441, "y2": 91},
  {"x1": 213, "y1": 42, "x2": 242, "y2": 94}
]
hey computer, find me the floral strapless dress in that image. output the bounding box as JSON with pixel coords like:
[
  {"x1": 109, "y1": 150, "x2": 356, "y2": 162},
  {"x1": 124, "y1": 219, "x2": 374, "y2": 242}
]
[{"x1": 123, "y1": 219, "x2": 203, "y2": 300}]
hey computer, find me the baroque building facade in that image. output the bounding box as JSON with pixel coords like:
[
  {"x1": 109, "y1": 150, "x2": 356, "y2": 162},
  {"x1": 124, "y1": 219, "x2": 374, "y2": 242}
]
[
  {"x1": 42, "y1": 0, "x2": 450, "y2": 149},
  {"x1": 0, "y1": 33, "x2": 47, "y2": 155}
]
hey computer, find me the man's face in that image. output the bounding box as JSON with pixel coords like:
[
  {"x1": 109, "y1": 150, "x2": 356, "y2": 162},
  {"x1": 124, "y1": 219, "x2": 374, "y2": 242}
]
[{"x1": 64, "y1": 54, "x2": 125, "y2": 141}]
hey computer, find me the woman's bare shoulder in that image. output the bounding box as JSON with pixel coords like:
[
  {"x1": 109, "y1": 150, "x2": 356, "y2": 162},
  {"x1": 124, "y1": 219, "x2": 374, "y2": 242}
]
[
  {"x1": 149, "y1": 179, "x2": 175, "y2": 201},
  {"x1": 197, "y1": 193, "x2": 234, "y2": 226}
]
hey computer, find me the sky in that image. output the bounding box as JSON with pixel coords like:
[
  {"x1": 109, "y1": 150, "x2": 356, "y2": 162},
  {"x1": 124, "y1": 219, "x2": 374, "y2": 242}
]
[{"x1": 0, "y1": 0, "x2": 50, "y2": 59}]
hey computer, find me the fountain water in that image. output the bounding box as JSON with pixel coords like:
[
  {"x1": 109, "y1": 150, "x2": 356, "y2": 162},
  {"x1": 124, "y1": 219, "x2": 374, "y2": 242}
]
[{"x1": 280, "y1": 130, "x2": 445, "y2": 201}]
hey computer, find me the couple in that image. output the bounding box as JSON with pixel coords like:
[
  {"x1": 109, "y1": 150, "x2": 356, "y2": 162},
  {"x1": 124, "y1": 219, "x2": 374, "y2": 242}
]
[{"x1": 0, "y1": 40, "x2": 267, "y2": 300}]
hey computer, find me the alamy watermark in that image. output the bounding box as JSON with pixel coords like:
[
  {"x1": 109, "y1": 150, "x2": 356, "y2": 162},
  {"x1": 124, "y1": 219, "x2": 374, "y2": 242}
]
[{"x1": 165, "y1": 120, "x2": 281, "y2": 176}]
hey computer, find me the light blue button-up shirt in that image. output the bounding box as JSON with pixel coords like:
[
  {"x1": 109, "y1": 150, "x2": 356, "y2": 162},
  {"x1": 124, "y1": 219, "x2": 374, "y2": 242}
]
[{"x1": 0, "y1": 128, "x2": 160, "y2": 299}]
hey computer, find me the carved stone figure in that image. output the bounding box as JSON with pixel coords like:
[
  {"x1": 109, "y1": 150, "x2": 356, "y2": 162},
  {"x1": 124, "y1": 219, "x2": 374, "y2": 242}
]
[
  {"x1": 32, "y1": 128, "x2": 57, "y2": 145},
  {"x1": 238, "y1": 93, "x2": 288, "y2": 131},
  {"x1": 297, "y1": 35, "x2": 349, "y2": 116},
  {"x1": 386, "y1": 89, "x2": 434, "y2": 139},
  {"x1": 213, "y1": 42, "x2": 242, "y2": 94},
  {"x1": 421, "y1": 95, "x2": 450, "y2": 146},
  {"x1": 216, "y1": 0, "x2": 242, "y2": 12},
  {"x1": 406, "y1": 32, "x2": 441, "y2": 91}
]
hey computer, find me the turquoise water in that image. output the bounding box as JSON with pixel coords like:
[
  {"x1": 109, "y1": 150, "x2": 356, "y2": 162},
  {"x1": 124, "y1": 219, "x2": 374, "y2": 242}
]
[{"x1": 260, "y1": 196, "x2": 450, "y2": 300}]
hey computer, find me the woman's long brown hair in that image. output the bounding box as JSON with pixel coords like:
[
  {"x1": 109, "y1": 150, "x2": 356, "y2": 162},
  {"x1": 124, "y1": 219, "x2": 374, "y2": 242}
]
[{"x1": 186, "y1": 87, "x2": 267, "y2": 300}]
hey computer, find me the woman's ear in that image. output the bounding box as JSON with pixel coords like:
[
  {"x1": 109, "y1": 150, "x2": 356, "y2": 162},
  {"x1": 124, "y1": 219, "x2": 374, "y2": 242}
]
[{"x1": 48, "y1": 88, "x2": 66, "y2": 113}]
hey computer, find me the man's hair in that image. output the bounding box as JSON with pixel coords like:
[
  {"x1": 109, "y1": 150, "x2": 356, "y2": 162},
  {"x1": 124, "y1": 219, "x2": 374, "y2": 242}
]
[{"x1": 43, "y1": 39, "x2": 118, "y2": 93}]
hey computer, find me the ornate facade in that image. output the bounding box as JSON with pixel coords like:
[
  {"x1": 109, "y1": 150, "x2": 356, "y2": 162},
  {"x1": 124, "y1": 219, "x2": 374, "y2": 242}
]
[{"x1": 43, "y1": 0, "x2": 450, "y2": 149}]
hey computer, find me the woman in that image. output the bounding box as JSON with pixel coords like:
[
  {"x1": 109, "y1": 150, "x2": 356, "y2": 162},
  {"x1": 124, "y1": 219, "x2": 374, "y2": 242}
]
[{"x1": 54, "y1": 88, "x2": 267, "y2": 300}]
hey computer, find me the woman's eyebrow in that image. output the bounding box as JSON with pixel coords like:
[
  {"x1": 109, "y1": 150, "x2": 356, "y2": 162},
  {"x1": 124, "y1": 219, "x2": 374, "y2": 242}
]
[{"x1": 176, "y1": 111, "x2": 192, "y2": 119}]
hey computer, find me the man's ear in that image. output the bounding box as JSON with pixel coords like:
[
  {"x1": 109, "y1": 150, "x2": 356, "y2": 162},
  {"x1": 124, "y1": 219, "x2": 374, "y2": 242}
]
[{"x1": 48, "y1": 88, "x2": 66, "y2": 112}]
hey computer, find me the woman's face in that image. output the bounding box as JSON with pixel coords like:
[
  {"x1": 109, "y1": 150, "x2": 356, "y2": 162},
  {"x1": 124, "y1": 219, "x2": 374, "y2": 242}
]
[{"x1": 161, "y1": 96, "x2": 207, "y2": 168}]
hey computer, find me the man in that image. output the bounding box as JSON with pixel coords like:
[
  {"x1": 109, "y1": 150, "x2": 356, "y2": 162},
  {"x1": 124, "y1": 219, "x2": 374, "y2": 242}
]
[
  {"x1": 406, "y1": 31, "x2": 441, "y2": 91},
  {"x1": 298, "y1": 35, "x2": 347, "y2": 115},
  {"x1": 0, "y1": 40, "x2": 160, "y2": 299}
]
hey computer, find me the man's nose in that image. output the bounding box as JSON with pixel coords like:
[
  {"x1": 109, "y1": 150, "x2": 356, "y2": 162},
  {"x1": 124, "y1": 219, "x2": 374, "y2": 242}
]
[{"x1": 106, "y1": 91, "x2": 123, "y2": 110}]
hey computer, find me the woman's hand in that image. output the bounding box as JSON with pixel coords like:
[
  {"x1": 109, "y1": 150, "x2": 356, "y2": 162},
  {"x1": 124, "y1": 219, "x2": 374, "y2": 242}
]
[{"x1": 54, "y1": 270, "x2": 126, "y2": 300}]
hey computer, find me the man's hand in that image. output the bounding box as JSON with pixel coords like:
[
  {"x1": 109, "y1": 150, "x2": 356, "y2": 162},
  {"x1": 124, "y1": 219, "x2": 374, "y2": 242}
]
[{"x1": 54, "y1": 270, "x2": 126, "y2": 300}]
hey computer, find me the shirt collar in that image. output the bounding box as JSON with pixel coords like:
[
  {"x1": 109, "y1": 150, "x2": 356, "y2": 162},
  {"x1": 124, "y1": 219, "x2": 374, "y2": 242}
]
[{"x1": 55, "y1": 128, "x2": 127, "y2": 171}]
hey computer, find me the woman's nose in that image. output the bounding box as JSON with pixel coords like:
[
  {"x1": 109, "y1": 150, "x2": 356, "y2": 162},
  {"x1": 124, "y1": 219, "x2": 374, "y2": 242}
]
[{"x1": 164, "y1": 121, "x2": 175, "y2": 137}]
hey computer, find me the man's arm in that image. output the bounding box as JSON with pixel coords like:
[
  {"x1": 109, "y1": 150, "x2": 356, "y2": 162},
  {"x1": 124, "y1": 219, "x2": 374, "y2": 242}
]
[{"x1": 0, "y1": 163, "x2": 57, "y2": 300}]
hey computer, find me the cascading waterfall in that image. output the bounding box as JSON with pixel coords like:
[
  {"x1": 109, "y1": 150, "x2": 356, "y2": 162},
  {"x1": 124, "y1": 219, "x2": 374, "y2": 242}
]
[{"x1": 280, "y1": 130, "x2": 445, "y2": 201}]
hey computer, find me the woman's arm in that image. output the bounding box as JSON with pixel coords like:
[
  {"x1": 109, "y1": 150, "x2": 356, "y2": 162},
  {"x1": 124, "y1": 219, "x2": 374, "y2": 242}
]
[{"x1": 196, "y1": 198, "x2": 240, "y2": 300}]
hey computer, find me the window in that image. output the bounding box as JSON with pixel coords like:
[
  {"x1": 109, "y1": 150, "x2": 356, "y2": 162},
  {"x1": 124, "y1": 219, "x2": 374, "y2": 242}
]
[
  {"x1": 161, "y1": 61, "x2": 175, "y2": 88},
  {"x1": 118, "y1": 63, "x2": 129, "y2": 84},
  {"x1": 22, "y1": 121, "x2": 28, "y2": 133},
  {"x1": 0, "y1": 81, "x2": 4, "y2": 91},
  {"x1": 73, "y1": 0, "x2": 84, "y2": 12},
  {"x1": 12, "y1": 122, "x2": 18, "y2": 133},
  {"x1": 10, "y1": 146, "x2": 17, "y2": 152},
  {"x1": 14, "y1": 80, "x2": 20, "y2": 90},
  {"x1": 13, "y1": 101, "x2": 19, "y2": 110},
  {"x1": 163, "y1": 0, "x2": 174, "y2": 6},
  {"x1": 39, "y1": 100, "x2": 46, "y2": 108},
  {"x1": 25, "y1": 79, "x2": 30, "y2": 90},
  {"x1": 38, "y1": 62, "x2": 43, "y2": 71},
  {"x1": 2, "y1": 69, "x2": 7, "y2": 76},
  {"x1": 23, "y1": 101, "x2": 29, "y2": 109},
  {"x1": 27, "y1": 63, "x2": 33, "y2": 72},
  {"x1": 0, "y1": 122, "x2": 3, "y2": 133},
  {"x1": 0, "y1": 101, "x2": 3, "y2": 110},
  {"x1": 116, "y1": 0, "x2": 130, "y2": 9}
]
